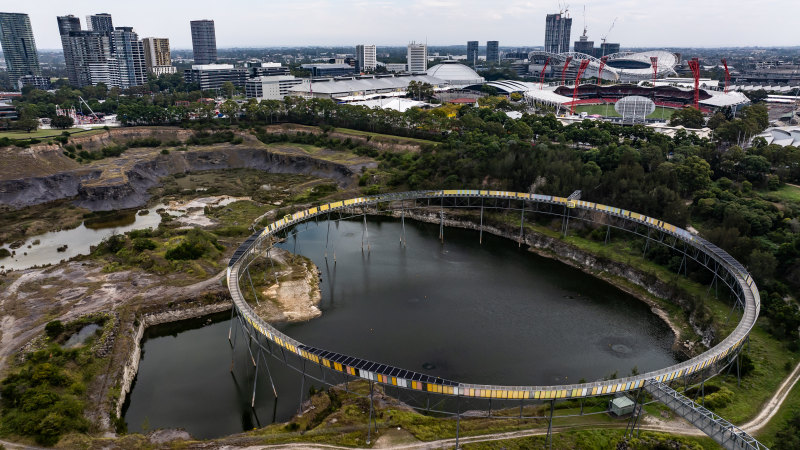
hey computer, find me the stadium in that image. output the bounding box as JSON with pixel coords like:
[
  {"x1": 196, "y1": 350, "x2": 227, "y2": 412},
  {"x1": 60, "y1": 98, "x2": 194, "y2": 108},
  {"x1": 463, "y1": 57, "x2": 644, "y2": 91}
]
[{"x1": 518, "y1": 50, "x2": 751, "y2": 122}]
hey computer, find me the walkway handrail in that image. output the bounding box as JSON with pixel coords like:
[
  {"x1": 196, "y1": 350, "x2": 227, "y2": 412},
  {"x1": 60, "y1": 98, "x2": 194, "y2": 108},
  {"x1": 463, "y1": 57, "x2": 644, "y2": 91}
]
[{"x1": 226, "y1": 190, "x2": 759, "y2": 401}]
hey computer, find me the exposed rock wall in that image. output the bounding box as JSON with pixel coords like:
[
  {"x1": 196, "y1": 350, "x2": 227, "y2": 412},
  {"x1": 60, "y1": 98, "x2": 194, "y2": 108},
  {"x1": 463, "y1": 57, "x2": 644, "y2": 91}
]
[
  {"x1": 0, "y1": 146, "x2": 359, "y2": 211},
  {"x1": 114, "y1": 301, "x2": 231, "y2": 418}
]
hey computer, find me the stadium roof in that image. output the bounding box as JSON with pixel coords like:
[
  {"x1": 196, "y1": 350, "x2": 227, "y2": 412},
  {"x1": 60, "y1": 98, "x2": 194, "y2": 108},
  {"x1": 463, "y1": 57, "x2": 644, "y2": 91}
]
[
  {"x1": 288, "y1": 74, "x2": 447, "y2": 97},
  {"x1": 483, "y1": 80, "x2": 540, "y2": 94},
  {"x1": 348, "y1": 98, "x2": 430, "y2": 112},
  {"x1": 426, "y1": 61, "x2": 484, "y2": 87},
  {"x1": 523, "y1": 88, "x2": 573, "y2": 106},
  {"x1": 699, "y1": 90, "x2": 751, "y2": 108},
  {"x1": 755, "y1": 127, "x2": 800, "y2": 147}
]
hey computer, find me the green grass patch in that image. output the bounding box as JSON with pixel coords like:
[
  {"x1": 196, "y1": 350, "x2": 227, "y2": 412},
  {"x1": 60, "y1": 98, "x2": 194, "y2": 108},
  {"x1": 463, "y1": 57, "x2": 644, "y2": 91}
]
[
  {"x1": 573, "y1": 104, "x2": 676, "y2": 120},
  {"x1": 331, "y1": 127, "x2": 439, "y2": 146},
  {"x1": 761, "y1": 184, "x2": 800, "y2": 205},
  {"x1": 462, "y1": 429, "x2": 715, "y2": 449},
  {"x1": 756, "y1": 374, "x2": 800, "y2": 447},
  {"x1": 0, "y1": 128, "x2": 106, "y2": 140},
  {"x1": 266, "y1": 142, "x2": 374, "y2": 164}
]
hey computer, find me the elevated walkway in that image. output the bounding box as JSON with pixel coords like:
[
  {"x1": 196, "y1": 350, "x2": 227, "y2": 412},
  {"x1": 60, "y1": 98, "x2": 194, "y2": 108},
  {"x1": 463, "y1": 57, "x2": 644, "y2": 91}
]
[{"x1": 642, "y1": 379, "x2": 768, "y2": 449}]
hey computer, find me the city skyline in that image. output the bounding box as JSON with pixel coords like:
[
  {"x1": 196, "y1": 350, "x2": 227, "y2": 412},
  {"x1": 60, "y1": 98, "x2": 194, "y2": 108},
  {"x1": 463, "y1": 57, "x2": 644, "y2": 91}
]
[{"x1": 3, "y1": 0, "x2": 799, "y2": 51}]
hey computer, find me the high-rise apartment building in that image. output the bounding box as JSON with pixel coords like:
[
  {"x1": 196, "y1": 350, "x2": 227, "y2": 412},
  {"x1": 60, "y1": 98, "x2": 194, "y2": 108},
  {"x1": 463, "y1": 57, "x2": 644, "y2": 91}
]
[
  {"x1": 0, "y1": 12, "x2": 41, "y2": 88},
  {"x1": 598, "y1": 42, "x2": 620, "y2": 57},
  {"x1": 544, "y1": 13, "x2": 572, "y2": 53},
  {"x1": 355, "y1": 44, "x2": 376, "y2": 72},
  {"x1": 190, "y1": 20, "x2": 217, "y2": 65},
  {"x1": 574, "y1": 34, "x2": 594, "y2": 56},
  {"x1": 142, "y1": 37, "x2": 176, "y2": 75},
  {"x1": 407, "y1": 42, "x2": 427, "y2": 73},
  {"x1": 57, "y1": 15, "x2": 82, "y2": 85},
  {"x1": 86, "y1": 13, "x2": 113, "y2": 33},
  {"x1": 57, "y1": 14, "x2": 146, "y2": 88},
  {"x1": 466, "y1": 41, "x2": 478, "y2": 66},
  {"x1": 486, "y1": 41, "x2": 499, "y2": 64},
  {"x1": 111, "y1": 27, "x2": 146, "y2": 88}
]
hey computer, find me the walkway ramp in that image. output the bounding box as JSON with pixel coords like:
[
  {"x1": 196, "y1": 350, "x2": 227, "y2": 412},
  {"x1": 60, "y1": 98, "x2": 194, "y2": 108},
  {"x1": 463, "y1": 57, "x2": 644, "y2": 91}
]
[{"x1": 644, "y1": 379, "x2": 768, "y2": 450}]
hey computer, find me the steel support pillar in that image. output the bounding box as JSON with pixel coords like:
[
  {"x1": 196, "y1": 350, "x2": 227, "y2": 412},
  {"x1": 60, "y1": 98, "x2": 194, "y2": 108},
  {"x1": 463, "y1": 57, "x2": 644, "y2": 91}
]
[
  {"x1": 246, "y1": 268, "x2": 260, "y2": 306},
  {"x1": 367, "y1": 380, "x2": 375, "y2": 444},
  {"x1": 440, "y1": 197, "x2": 444, "y2": 243},
  {"x1": 547, "y1": 399, "x2": 555, "y2": 449},
  {"x1": 479, "y1": 199, "x2": 484, "y2": 244},
  {"x1": 401, "y1": 201, "x2": 407, "y2": 247},
  {"x1": 455, "y1": 395, "x2": 461, "y2": 449},
  {"x1": 251, "y1": 347, "x2": 261, "y2": 408},
  {"x1": 519, "y1": 201, "x2": 525, "y2": 247},
  {"x1": 324, "y1": 212, "x2": 331, "y2": 259}
]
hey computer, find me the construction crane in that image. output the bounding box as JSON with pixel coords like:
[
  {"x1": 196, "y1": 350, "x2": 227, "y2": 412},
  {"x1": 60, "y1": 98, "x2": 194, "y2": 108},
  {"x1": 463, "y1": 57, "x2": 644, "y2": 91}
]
[
  {"x1": 582, "y1": 5, "x2": 587, "y2": 37},
  {"x1": 77, "y1": 96, "x2": 100, "y2": 120},
  {"x1": 601, "y1": 17, "x2": 617, "y2": 44}
]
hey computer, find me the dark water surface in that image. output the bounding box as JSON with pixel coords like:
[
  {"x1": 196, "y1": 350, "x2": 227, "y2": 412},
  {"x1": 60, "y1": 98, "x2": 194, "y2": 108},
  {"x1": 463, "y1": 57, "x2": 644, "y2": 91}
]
[{"x1": 123, "y1": 218, "x2": 678, "y2": 438}]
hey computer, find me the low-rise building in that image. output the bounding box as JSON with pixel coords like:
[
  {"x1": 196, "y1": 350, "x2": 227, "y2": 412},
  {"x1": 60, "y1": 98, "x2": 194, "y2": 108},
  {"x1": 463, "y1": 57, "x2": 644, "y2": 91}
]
[
  {"x1": 17, "y1": 75, "x2": 50, "y2": 91},
  {"x1": 246, "y1": 60, "x2": 290, "y2": 77},
  {"x1": 386, "y1": 63, "x2": 407, "y2": 73},
  {"x1": 0, "y1": 101, "x2": 18, "y2": 120},
  {"x1": 245, "y1": 75, "x2": 304, "y2": 100},
  {"x1": 184, "y1": 64, "x2": 246, "y2": 90},
  {"x1": 301, "y1": 63, "x2": 355, "y2": 77}
]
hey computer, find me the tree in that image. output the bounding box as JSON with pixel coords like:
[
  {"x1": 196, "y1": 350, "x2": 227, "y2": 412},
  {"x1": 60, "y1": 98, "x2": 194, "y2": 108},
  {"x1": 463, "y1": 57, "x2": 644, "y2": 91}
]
[
  {"x1": 220, "y1": 100, "x2": 240, "y2": 124},
  {"x1": 749, "y1": 249, "x2": 777, "y2": 282},
  {"x1": 51, "y1": 115, "x2": 74, "y2": 129},
  {"x1": 220, "y1": 81, "x2": 236, "y2": 99},
  {"x1": 669, "y1": 107, "x2": 705, "y2": 129},
  {"x1": 12, "y1": 117, "x2": 39, "y2": 133}
]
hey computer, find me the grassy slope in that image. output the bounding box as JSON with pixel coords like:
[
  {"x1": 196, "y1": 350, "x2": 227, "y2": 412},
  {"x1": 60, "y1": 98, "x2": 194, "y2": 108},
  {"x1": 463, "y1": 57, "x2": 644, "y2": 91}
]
[{"x1": 0, "y1": 128, "x2": 106, "y2": 140}]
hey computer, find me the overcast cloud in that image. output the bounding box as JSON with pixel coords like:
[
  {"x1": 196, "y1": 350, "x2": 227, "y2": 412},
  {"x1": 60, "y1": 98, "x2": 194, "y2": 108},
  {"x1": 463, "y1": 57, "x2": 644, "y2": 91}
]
[{"x1": 11, "y1": 0, "x2": 800, "y2": 50}]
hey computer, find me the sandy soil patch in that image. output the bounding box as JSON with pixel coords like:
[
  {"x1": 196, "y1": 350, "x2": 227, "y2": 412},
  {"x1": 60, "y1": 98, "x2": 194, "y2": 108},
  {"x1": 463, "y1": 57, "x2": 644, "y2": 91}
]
[
  {"x1": 252, "y1": 248, "x2": 322, "y2": 323},
  {"x1": 166, "y1": 195, "x2": 251, "y2": 227}
]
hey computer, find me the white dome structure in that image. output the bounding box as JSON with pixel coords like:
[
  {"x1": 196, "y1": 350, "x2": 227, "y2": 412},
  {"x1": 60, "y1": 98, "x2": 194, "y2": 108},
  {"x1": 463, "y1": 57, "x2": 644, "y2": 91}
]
[{"x1": 426, "y1": 60, "x2": 485, "y2": 88}]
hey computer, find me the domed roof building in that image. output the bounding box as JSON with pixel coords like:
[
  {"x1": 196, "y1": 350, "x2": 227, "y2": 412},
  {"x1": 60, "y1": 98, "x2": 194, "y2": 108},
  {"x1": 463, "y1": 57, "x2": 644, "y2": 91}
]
[{"x1": 426, "y1": 60, "x2": 485, "y2": 88}]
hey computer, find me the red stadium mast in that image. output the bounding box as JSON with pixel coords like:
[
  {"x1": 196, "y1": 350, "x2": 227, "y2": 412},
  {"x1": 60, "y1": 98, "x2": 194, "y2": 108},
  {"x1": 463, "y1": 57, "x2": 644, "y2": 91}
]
[
  {"x1": 597, "y1": 56, "x2": 608, "y2": 86},
  {"x1": 650, "y1": 56, "x2": 658, "y2": 86},
  {"x1": 561, "y1": 56, "x2": 573, "y2": 86},
  {"x1": 688, "y1": 58, "x2": 701, "y2": 109},
  {"x1": 721, "y1": 58, "x2": 731, "y2": 93},
  {"x1": 539, "y1": 57, "x2": 550, "y2": 90},
  {"x1": 571, "y1": 59, "x2": 591, "y2": 115}
]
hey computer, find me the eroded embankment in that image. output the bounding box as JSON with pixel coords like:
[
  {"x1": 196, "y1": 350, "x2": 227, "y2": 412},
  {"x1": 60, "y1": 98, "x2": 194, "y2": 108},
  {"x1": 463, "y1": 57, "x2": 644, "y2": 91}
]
[
  {"x1": 392, "y1": 210, "x2": 714, "y2": 357},
  {"x1": 0, "y1": 126, "x2": 378, "y2": 211},
  {"x1": 0, "y1": 146, "x2": 362, "y2": 211},
  {"x1": 114, "y1": 299, "x2": 232, "y2": 419}
]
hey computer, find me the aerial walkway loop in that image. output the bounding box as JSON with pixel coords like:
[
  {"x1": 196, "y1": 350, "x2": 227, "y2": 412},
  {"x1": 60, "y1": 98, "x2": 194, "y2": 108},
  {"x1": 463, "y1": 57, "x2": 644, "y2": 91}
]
[{"x1": 226, "y1": 190, "x2": 763, "y2": 445}]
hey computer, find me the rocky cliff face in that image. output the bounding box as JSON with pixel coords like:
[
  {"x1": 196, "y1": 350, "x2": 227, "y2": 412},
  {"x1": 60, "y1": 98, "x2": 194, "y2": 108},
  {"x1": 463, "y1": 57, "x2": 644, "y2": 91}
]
[
  {"x1": 0, "y1": 145, "x2": 361, "y2": 211},
  {"x1": 114, "y1": 301, "x2": 232, "y2": 419}
]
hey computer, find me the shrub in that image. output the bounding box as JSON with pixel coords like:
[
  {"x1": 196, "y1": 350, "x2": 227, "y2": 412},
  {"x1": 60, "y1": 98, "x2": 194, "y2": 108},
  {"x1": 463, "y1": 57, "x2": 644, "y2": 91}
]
[
  {"x1": 165, "y1": 240, "x2": 204, "y2": 260},
  {"x1": 704, "y1": 386, "x2": 734, "y2": 410},
  {"x1": 44, "y1": 320, "x2": 64, "y2": 339},
  {"x1": 132, "y1": 238, "x2": 157, "y2": 252}
]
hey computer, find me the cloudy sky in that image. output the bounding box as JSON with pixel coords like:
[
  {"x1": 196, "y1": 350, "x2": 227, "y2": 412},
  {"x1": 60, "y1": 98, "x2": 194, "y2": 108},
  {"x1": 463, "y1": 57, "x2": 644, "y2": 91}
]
[{"x1": 14, "y1": 0, "x2": 800, "y2": 50}]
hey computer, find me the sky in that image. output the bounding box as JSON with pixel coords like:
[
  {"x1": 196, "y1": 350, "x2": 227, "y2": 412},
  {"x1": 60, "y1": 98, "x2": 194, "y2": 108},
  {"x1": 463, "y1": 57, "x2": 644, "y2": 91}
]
[{"x1": 11, "y1": 0, "x2": 800, "y2": 50}]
